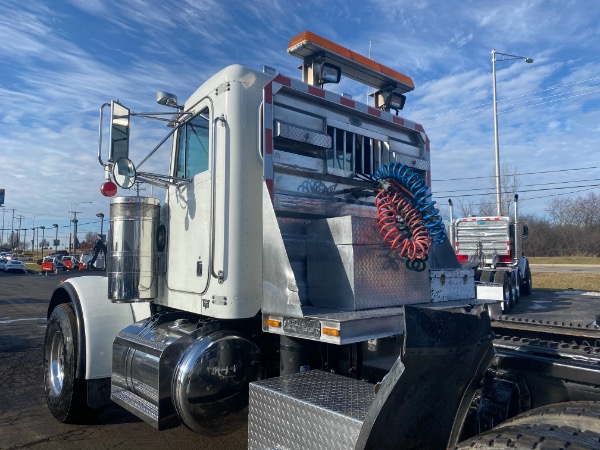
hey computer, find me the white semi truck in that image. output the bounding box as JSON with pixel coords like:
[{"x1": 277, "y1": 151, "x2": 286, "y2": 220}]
[
  {"x1": 44, "y1": 31, "x2": 600, "y2": 448},
  {"x1": 449, "y1": 196, "x2": 532, "y2": 312}
]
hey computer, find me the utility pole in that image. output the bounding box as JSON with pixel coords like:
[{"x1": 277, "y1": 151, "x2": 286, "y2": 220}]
[
  {"x1": 10, "y1": 208, "x2": 15, "y2": 249},
  {"x1": 1, "y1": 205, "x2": 4, "y2": 246},
  {"x1": 16, "y1": 215, "x2": 25, "y2": 250},
  {"x1": 72, "y1": 211, "x2": 81, "y2": 254},
  {"x1": 134, "y1": 181, "x2": 146, "y2": 197}
]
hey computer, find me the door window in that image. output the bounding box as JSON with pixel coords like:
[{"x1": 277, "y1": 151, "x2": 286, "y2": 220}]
[{"x1": 175, "y1": 108, "x2": 210, "y2": 178}]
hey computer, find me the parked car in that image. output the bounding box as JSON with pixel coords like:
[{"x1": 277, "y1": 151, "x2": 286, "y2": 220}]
[
  {"x1": 78, "y1": 253, "x2": 105, "y2": 270},
  {"x1": 41, "y1": 257, "x2": 66, "y2": 274},
  {"x1": 4, "y1": 259, "x2": 26, "y2": 273},
  {"x1": 62, "y1": 256, "x2": 80, "y2": 270}
]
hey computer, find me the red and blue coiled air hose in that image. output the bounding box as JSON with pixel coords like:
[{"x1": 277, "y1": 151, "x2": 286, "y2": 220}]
[{"x1": 371, "y1": 163, "x2": 446, "y2": 270}]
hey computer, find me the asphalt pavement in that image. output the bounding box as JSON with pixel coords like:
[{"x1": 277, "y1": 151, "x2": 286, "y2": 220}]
[
  {"x1": 0, "y1": 271, "x2": 247, "y2": 450},
  {"x1": 1, "y1": 265, "x2": 597, "y2": 449}
]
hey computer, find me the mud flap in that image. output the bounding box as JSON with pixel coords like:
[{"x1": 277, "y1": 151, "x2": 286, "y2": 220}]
[{"x1": 355, "y1": 304, "x2": 495, "y2": 450}]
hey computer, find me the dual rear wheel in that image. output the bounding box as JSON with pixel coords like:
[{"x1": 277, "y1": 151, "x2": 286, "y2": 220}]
[{"x1": 454, "y1": 401, "x2": 600, "y2": 449}]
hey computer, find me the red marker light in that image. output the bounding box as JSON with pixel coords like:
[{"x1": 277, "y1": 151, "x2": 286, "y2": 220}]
[{"x1": 100, "y1": 181, "x2": 118, "y2": 197}]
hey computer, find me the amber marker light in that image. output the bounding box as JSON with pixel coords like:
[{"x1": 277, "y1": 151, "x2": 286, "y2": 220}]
[
  {"x1": 322, "y1": 327, "x2": 340, "y2": 337},
  {"x1": 267, "y1": 318, "x2": 282, "y2": 328}
]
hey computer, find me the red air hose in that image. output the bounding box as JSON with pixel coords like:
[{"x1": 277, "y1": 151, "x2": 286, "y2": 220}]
[{"x1": 374, "y1": 180, "x2": 432, "y2": 260}]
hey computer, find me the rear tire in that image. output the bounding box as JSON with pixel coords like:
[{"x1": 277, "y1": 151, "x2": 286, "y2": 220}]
[
  {"x1": 479, "y1": 270, "x2": 493, "y2": 283},
  {"x1": 454, "y1": 401, "x2": 600, "y2": 449},
  {"x1": 44, "y1": 303, "x2": 96, "y2": 423},
  {"x1": 521, "y1": 263, "x2": 532, "y2": 295},
  {"x1": 495, "y1": 271, "x2": 512, "y2": 312}
]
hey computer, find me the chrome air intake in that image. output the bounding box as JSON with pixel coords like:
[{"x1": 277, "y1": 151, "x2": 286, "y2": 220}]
[
  {"x1": 108, "y1": 196, "x2": 160, "y2": 301},
  {"x1": 111, "y1": 315, "x2": 262, "y2": 434}
]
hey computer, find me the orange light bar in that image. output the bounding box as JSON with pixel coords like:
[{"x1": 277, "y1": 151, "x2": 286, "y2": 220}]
[
  {"x1": 267, "y1": 319, "x2": 282, "y2": 328},
  {"x1": 322, "y1": 327, "x2": 340, "y2": 337},
  {"x1": 288, "y1": 30, "x2": 414, "y2": 93}
]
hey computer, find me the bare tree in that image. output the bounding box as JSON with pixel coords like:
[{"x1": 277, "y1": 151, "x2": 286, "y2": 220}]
[
  {"x1": 546, "y1": 192, "x2": 600, "y2": 228},
  {"x1": 497, "y1": 164, "x2": 521, "y2": 216}
]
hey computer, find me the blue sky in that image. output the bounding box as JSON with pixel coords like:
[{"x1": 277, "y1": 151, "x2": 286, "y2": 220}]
[{"x1": 1, "y1": 0, "x2": 599, "y2": 247}]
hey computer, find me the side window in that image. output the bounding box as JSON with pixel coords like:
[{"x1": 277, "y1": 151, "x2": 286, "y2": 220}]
[{"x1": 175, "y1": 108, "x2": 210, "y2": 178}]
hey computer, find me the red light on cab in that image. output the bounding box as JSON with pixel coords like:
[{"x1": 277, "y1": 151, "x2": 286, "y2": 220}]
[{"x1": 100, "y1": 181, "x2": 118, "y2": 197}]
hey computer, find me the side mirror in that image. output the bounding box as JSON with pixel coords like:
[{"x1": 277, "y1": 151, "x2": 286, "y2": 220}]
[
  {"x1": 109, "y1": 101, "x2": 131, "y2": 163},
  {"x1": 112, "y1": 157, "x2": 136, "y2": 189},
  {"x1": 522, "y1": 224, "x2": 529, "y2": 240}
]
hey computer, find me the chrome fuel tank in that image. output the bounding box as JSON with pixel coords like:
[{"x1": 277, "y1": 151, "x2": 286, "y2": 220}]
[
  {"x1": 111, "y1": 315, "x2": 262, "y2": 433},
  {"x1": 108, "y1": 196, "x2": 160, "y2": 301}
]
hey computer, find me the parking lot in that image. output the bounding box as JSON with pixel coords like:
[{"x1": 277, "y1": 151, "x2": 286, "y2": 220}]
[
  {"x1": 2, "y1": 266, "x2": 599, "y2": 450},
  {"x1": 0, "y1": 271, "x2": 247, "y2": 450}
]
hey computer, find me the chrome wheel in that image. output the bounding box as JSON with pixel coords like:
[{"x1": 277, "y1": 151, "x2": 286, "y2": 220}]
[{"x1": 48, "y1": 331, "x2": 65, "y2": 396}]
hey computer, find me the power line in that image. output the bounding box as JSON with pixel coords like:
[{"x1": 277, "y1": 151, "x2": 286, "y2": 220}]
[
  {"x1": 438, "y1": 185, "x2": 600, "y2": 209},
  {"x1": 432, "y1": 165, "x2": 600, "y2": 183},
  {"x1": 434, "y1": 177, "x2": 600, "y2": 196},
  {"x1": 434, "y1": 182, "x2": 600, "y2": 199}
]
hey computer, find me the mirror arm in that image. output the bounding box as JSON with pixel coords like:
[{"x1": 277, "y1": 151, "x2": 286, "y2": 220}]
[
  {"x1": 137, "y1": 124, "x2": 181, "y2": 170},
  {"x1": 133, "y1": 111, "x2": 192, "y2": 121},
  {"x1": 135, "y1": 174, "x2": 170, "y2": 189},
  {"x1": 137, "y1": 171, "x2": 191, "y2": 188}
]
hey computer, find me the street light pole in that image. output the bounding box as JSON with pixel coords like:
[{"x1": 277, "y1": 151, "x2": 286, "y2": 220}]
[
  {"x1": 53, "y1": 224, "x2": 59, "y2": 252},
  {"x1": 96, "y1": 213, "x2": 105, "y2": 239},
  {"x1": 492, "y1": 49, "x2": 534, "y2": 216}
]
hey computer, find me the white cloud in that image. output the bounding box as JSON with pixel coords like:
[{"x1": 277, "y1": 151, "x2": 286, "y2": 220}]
[{"x1": 0, "y1": 0, "x2": 599, "y2": 235}]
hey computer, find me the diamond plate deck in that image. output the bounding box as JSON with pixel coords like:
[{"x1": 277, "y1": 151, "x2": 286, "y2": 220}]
[{"x1": 248, "y1": 371, "x2": 375, "y2": 450}]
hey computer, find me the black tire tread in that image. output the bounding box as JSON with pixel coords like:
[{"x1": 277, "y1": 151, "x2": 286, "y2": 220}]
[
  {"x1": 496, "y1": 401, "x2": 600, "y2": 434},
  {"x1": 454, "y1": 402, "x2": 600, "y2": 449},
  {"x1": 479, "y1": 271, "x2": 493, "y2": 283},
  {"x1": 521, "y1": 264, "x2": 532, "y2": 295},
  {"x1": 453, "y1": 423, "x2": 600, "y2": 449}
]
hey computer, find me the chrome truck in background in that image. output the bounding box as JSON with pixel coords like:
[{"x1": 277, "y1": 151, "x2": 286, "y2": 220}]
[
  {"x1": 43, "y1": 30, "x2": 600, "y2": 449},
  {"x1": 449, "y1": 195, "x2": 532, "y2": 313}
]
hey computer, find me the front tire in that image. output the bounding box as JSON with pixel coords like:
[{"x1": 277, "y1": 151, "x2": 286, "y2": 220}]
[{"x1": 44, "y1": 303, "x2": 94, "y2": 422}]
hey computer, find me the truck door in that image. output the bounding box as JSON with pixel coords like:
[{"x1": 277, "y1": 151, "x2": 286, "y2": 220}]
[{"x1": 167, "y1": 105, "x2": 212, "y2": 294}]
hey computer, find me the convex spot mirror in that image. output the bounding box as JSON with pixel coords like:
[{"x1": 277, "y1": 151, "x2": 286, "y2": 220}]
[{"x1": 112, "y1": 157, "x2": 136, "y2": 189}]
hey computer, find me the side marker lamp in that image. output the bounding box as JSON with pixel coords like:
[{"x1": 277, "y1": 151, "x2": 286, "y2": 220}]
[
  {"x1": 322, "y1": 327, "x2": 340, "y2": 337},
  {"x1": 267, "y1": 318, "x2": 282, "y2": 328},
  {"x1": 100, "y1": 181, "x2": 118, "y2": 197}
]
